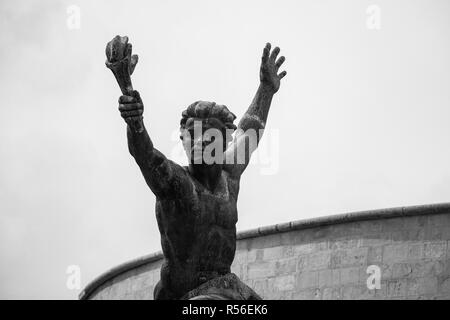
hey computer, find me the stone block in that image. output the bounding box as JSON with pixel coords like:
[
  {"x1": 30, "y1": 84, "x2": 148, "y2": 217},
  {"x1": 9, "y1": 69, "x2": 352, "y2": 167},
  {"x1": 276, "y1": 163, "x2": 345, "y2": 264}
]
[
  {"x1": 282, "y1": 245, "x2": 295, "y2": 258},
  {"x1": 141, "y1": 273, "x2": 154, "y2": 288},
  {"x1": 130, "y1": 275, "x2": 146, "y2": 292},
  {"x1": 385, "y1": 279, "x2": 407, "y2": 298},
  {"x1": 322, "y1": 287, "x2": 342, "y2": 300},
  {"x1": 417, "y1": 277, "x2": 438, "y2": 296},
  {"x1": 251, "y1": 278, "x2": 271, "y2": 297},
  {"x1": 329, "y1": 238, "x2": 361, "y2": 250},
  {"x1": 382, "y1": 217, "x2": 404, "y2": 233},
  {"x1": 280, "y1": 231, "x2": 297, "y2": 246},
  {"x1": 133, "y1": 288, "x2": 151, "y2": 300},
  {"x1": 296, "y1": 255, "x2": 308, "y2": 272},
  {"x1": 248, "y1": 233, "x2": 282, "y2": 250},
  {"x1": 441, "y1": 259, "x2": 450, "y2": 277},
  {"x1": 151, "y1": 270, "x2": 160, "y2": 283},
  {"x1": 359, "y1": 285, "x2": 381, "y2": 300},
  {"x1": 263, "y1": 246, "x2": 284, "y2": 261},
  {"x1": 403, "y1": 215, "x2": 428, "y2": 230},
  {"x1": 340, "y1": 267, "x2": 362, "y2": 285},
  {"x1": 236, "y1": 239, "x2": 248, "y2": 251},
  {"x1": 361, "y1": 220, "x2": 383, "y2": 234},
  {"x1": 345, "y1": 221, "x2": 364, "y2": 235},
  {"x1": 233, "y1": 251, "x2": 248, "y2": 265},
  {"x1": 408, "y1": 277, "x2": 437, "y2": 297},
  {"x1": 306, "y1": 251, "x2": 331, "y2": 270},
  {"x1": 296, "y1": 271, "x2": 319, "y2": 289},
  {"x1": 311, "y1": 227, "x2": 333, "y2": 240},
  {"x1": 425, "y1": 227, "x2": 448, "y2": 240},
  {"x1": 292, "y1": 288, "x2": 321, "y2": 300},
  {"x1": 230, "y1": 264, "x2": 242, "y2": 278},
  {"x1": 438, "y1": 228, "x2": 450, "y2": 240},
  {"x1": 273, "y1": 275, "x2": 296, "y2": 291},
  {"x1": 379, "y1": 263, "x2": 393, "y2": 280},
  {"x1": 415, "y1": 260, "x2": 445, "y2": 278},
  {"x1": 367, "y1": 246, "x2": 383, "y2": 264},
  {"x1": 392, "y1": 263, "x2": 413, "y2": 278},
  {"x1": 428, "y1": 214, "x2": 450, "y2": 228},
  {"x1": 331, "y1": 248, "x2": 368, "y2": 268},
  {"x1": 360, "y1": 236, "x2": 392, "y2": 247},
  {"x1": 247, "y1": 261, "x2": 276, "y2": 279},
  {"x1": 423, "y1": 241, "x2": 447, "y2": 260},
  {"x1": 269, "y1": 291, "x2": 294, "y2": 300},
  {"x1": 318, "y1": 269, "x2": 340, "y2": 287},
  {"x1": 342, "y1": 285, "x2": 365, "y2": 300},
  {"x1": 383, "y1": 244, "x2": 409, "y2": 263},
  {"x1": 275, "y1": 258, "x2": 297, "y2": 276},
  {"x1": 407, "y1": 243, "x2": 424, "y2": 261},
  {"x1": 448, "y1": 240, "x2": 450, "y2": 257},
  {"x1": 439, "y1": 276, "x2": 450, "y2": 294},
  {"x1": 404, "y1": 228, "x2": 426, "y2": 241},
  {"x1": 293, "y1": 243, "x2": 315, "y2": 256},
  {"x1": 247, "y1": 249, "x2": 264, "y2": 263}
]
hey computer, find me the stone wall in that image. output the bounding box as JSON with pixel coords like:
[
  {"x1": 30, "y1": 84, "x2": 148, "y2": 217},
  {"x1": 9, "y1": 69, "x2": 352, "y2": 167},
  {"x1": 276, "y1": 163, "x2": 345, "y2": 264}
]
[{"x1": 80, "y1": 203, "x2": 450, "y2": 300}]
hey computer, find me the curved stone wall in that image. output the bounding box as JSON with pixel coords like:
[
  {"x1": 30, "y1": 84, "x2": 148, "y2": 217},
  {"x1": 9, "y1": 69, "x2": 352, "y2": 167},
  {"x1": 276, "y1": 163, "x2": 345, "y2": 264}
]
[{"x1": 80, "y1": 203, "x2": 450, "y2": 300}]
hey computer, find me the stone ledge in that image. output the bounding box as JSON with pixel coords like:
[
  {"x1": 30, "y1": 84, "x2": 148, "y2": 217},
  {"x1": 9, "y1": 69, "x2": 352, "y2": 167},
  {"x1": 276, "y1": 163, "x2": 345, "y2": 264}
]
[
  {"x1": 79, "y1": 202, "x2": 450, "y2": 300},
  {"x1": 237, "y1": 203, "x2": 450, "y2": 240},
  {"x1": 79, "y1": 251, "x2": 163, "y2": 300}
]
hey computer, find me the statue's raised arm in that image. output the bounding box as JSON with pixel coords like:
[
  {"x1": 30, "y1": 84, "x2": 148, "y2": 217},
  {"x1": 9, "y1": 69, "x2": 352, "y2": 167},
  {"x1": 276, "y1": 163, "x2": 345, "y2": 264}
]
[
  {"x1": 106, "y1": 36, "x2": 187, "y2": 199},
  {"x1": 224, "y1": 43, "x2": 287, "y2": 178}
]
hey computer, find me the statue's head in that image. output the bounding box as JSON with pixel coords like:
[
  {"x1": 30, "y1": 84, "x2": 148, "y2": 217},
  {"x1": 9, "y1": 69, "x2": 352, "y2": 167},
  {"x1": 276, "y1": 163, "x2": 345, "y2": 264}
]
[{"x1": 180, "y1": 101, "x2": 237, "y2": 166}]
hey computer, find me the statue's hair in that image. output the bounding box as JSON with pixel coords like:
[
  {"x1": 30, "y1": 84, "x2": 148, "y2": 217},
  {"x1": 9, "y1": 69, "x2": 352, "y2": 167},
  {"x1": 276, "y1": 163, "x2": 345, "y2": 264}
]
[{"x1": 180, "y1": 101, "x2": 237, "y2": 131}]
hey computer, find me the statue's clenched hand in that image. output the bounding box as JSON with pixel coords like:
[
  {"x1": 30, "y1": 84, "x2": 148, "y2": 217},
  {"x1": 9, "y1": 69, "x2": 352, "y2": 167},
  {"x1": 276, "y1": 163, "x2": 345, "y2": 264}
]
[
  {"x1": 260, "y1": 43, "x2": 287, "y2": 93},
  {"x1": 118, "y1": 90, "x2": 144, "y2": 130}
]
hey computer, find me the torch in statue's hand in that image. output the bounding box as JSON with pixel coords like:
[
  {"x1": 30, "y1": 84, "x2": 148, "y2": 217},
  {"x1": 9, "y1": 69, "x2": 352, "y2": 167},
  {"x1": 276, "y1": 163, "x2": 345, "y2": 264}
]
[
  {"x1": 105, "y1": 35, "x2": 139, "y2": 95},
  {"x1": 106, "y1": 35, "x2": 143, "y2": 133}
]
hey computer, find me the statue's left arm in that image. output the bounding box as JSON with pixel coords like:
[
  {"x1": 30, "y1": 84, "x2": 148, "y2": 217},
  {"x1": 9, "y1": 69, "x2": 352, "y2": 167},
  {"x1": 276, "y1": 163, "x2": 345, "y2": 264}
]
[{"x1": 224, "y1": 43, "x2": 286, "y2": 178}]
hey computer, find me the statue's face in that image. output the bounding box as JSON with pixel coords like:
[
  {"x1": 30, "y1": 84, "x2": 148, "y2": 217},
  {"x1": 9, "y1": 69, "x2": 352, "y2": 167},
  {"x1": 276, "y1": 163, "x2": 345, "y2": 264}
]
[{"x1": 181, "y1": 118, "x2": 228, "y2": 165}]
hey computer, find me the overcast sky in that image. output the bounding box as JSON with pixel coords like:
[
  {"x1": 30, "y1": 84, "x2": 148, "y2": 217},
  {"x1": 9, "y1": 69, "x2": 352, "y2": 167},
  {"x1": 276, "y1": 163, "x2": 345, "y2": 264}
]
[{"x1": 0, "y1": 0, "x2": 449, "y2": 299}]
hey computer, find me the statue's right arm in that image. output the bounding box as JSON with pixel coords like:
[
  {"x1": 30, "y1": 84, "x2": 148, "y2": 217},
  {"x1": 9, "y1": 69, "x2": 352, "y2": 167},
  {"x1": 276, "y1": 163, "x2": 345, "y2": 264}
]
[{"x1": 119, "y1": 91, "x2": 186, "y2": 198}]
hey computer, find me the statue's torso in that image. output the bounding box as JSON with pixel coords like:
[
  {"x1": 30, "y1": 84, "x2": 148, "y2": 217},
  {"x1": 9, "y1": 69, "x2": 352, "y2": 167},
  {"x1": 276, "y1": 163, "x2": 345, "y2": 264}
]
[{"x1": 154, "y1": 167, "x2": 240, "y2": 299}]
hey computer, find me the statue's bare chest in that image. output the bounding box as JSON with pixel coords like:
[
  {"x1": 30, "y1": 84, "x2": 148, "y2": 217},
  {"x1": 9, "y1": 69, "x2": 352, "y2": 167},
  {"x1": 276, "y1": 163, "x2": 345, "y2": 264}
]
[
  {"x1": 188, "y1": 173, "x2": 238, "y2": 228},
  {"x1": 156, "y1": 169, "x2": 240, "y2": 231}
]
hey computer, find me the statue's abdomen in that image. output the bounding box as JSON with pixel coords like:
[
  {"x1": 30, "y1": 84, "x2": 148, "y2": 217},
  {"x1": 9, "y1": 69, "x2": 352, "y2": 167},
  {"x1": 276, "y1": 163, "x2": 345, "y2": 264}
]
[{"x1": 155, "y1": 192, "x2": 238, "y2": 298}]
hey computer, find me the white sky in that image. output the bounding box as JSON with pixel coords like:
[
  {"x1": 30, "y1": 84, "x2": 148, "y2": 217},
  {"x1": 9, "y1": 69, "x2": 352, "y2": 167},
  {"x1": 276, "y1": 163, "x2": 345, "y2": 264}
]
[{"x1": 0, "y1": 0, "x2": 449, "y2": 299}]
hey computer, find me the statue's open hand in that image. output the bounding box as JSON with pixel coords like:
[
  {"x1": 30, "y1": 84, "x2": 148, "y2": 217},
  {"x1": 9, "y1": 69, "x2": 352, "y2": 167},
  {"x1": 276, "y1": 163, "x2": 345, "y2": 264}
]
[
  {"x1": 118, "y1": 90, "x2": 144, "y2": 127},
  {"x1": 260, "y1": 43, "x2": 287, "y2": 93}
]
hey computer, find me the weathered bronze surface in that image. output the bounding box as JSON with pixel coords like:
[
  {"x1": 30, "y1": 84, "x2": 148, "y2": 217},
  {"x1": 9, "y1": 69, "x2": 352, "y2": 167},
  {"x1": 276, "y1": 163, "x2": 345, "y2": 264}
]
[{"x1": 106, "y1": 35, "x2": 287, "y2": 299}]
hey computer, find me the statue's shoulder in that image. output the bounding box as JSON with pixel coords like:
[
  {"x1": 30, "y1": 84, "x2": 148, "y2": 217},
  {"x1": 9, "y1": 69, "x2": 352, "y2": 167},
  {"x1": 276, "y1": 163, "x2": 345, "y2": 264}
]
[{"x1": 156, "y1": 161, "x2": 194, "y2": 198}]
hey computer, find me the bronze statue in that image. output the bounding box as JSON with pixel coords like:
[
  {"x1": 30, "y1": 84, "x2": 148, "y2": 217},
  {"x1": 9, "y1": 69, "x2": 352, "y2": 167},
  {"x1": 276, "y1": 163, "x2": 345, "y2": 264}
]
[{"x1": 105, "y1": 35, "x2": 287, "y2": 300}]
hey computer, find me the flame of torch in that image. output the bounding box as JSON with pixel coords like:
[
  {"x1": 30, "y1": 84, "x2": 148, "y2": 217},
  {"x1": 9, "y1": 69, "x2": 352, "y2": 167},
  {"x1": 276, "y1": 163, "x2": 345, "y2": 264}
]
[{"x1": 105, "y1": 35, "x2": 143, "y2": 133}]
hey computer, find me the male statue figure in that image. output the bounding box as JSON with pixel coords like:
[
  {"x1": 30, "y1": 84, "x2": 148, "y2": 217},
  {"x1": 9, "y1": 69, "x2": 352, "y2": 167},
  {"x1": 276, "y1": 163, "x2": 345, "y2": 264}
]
[{"x1": 109, "y1": 38, "x2": 287, "y2": 299}]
